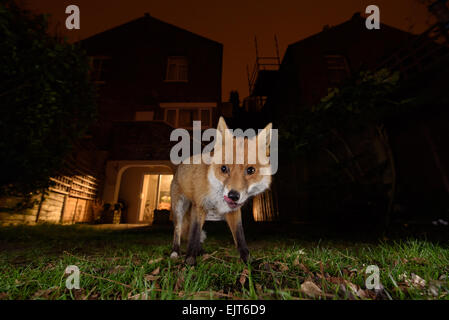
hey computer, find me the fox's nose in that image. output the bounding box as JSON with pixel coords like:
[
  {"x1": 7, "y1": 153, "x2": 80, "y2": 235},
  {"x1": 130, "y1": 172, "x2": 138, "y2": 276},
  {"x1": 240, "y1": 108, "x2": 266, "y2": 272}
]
[{"x1": 228, "y1": 190, "x2": 240, "y2": 202}]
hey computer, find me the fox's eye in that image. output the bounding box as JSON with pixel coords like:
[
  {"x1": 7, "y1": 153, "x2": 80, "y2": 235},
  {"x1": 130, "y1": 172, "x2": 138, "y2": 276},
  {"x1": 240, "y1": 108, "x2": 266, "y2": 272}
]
[
  {"x1": 246, "y1": 167, "x2": 256, "y2": 175},
  {"x1": 221, "y1": 165, "x2": 229, "y2": 174}
]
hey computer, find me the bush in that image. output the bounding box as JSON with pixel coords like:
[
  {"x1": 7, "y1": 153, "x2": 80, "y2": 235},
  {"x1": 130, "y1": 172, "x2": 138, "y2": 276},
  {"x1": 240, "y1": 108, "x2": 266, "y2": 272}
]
[{"x1": 0, "y1": 1, "x2": 96, "y2": 202}]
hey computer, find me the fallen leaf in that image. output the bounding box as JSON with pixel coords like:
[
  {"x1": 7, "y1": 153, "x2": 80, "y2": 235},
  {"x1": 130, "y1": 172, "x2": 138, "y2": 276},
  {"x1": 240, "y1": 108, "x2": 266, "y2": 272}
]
[
  {"x1": 300, "y1": 281, "x2": 322, "y2": 298},
  {"x1": 109, "y1": 265, "x2": 126, "y2": 274},
  {"x1": 297, "y1": 263, "x2": 310, "y2": 274},
  {"x1": 239, "y1": 268, "x2": 249, "y2": 286},
  {"x1": 144, "y1": 275, "x2": 160, "y2": 281},
  {"x1": 275, "y1": 261, "x2": 289, "y2": 272},
  {"x1": 128, "y1": 292, "x2": 149, "y2": 300},
  {"x1": 255, "y1": 283, "x2": 263, "y2": 295},
  {"x1": 293, "y1": 256, "x2": 300, "y2": 266},
  {"x1": 174, "y1": 274, "x2": 184, "y2": 291},
  {"x1": 202, "y1": 254, "x2": 211, "y2": 262},
  {"x1": 0, "y1": 292, "x2": 9, "y2": 300},
  {"x1": 151, "y1": 267, "x2": 160, "y2": 276},
  {"x1": 411, "y1": 273, "x2": 426, "y2": 288},
  {"x1": 33, "y1": 286, "x2": 59, "y2": 299},
  {"x1": 148, "y1": 258, "x2": 162, "y2": 265},
  {"x1": 410, "y1": 257, "x2": 427, "y2": 265}
]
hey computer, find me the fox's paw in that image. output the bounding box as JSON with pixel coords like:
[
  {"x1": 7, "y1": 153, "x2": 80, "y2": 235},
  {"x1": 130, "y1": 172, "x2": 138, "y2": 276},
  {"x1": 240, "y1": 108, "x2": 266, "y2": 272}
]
[
  {"x1": 170, "y1": 251, "x2": 179, "y2": 260},
  {"x1": 240, "y1": 248, "x2": 250, "y2": 264},
  {"x1": 185, "y1": 256, "x2": 196, "y2": 266}
]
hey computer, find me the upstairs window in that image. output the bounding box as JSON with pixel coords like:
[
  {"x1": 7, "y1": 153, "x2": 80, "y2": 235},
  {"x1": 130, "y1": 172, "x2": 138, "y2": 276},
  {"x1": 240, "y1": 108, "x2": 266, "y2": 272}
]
[
  {"x1": 165, "y1": 56, "x2": 188, "y2": 82},
  {"x1": 89, "y1": 56, "x2": 111, "y2": 84},
  {"x1": 324, "y1": 54, "x2": 350, "y2": 87}
]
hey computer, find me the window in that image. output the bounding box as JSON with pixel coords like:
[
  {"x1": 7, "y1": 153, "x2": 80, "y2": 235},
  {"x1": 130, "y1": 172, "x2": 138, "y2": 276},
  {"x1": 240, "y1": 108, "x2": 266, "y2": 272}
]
[
  {"x1": 89, "y1": 56, "x2": 111, "y2": 83},
  {"x1": 178, "y1": 109, "x2": 199, "y2": 127},
  {"x1": 164, "y1": 108, "x2": 212, "y2": 128},
  {"x1": 201, "y1": 109, "x2": 211, "y2": 127},
  {"x1": 140, "y1": 174, "x2": 173, "y2": 222},
  {"x1": 166, "y1": 109, "x2": 177, "y2": 126},
  {"x1": 165, "y1": 56, "x2": 188, "y2": 81},
  {"x1": 324, "y1": 55, "x2": 350, "y2": 87}
]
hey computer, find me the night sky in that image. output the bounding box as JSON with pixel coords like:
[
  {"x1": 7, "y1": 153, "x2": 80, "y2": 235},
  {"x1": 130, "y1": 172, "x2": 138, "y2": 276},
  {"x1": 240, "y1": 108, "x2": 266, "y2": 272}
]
[{"x1": 23, "y1": 0, "x2": 434, "y2": 101}]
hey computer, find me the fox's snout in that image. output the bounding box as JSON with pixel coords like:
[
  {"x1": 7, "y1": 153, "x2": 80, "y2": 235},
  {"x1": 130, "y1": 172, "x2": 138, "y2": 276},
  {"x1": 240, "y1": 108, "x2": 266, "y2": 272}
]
[{"x1": 227, "y1": 190, "x2": 240, "y2": 202}]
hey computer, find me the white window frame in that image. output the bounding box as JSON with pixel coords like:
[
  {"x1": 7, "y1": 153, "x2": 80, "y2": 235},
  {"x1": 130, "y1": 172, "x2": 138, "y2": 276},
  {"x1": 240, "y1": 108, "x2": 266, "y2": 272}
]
[
  {"x1": 164, "y1": 107, "x2": 212, "y2": 129},
  {"x1": 165, "y1": 56, "x2": 189, "y2": 82}
]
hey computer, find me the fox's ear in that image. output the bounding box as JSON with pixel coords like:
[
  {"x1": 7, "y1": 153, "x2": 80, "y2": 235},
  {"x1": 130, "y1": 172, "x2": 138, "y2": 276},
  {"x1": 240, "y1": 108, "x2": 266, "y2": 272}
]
[
  {"x1": 258, "y1": 122, "x2": 272, "y2": 156},
  {"x1": 216, "y1": 117, "x2": 228, "y2": 137}
]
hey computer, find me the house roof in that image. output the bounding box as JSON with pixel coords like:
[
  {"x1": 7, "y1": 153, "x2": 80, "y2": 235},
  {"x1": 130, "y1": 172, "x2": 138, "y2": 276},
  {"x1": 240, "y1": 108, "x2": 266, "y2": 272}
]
[
  {"x1": 283, "y1": 12, "x2": 417, "y2": 68},
  {"x1": 80, "y1": 13, "x2": 223, "y2": 50}
]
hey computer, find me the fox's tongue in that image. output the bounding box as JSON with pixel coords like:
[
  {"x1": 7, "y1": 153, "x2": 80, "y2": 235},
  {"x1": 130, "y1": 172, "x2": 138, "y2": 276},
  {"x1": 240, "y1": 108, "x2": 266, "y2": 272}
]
[{"x1": 224, "y1": 196, "x2": 237, "y2": 207}]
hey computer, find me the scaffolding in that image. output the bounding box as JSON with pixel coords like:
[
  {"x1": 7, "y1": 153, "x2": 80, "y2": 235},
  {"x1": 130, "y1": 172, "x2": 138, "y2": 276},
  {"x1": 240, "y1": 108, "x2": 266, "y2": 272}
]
[{"x1": 245, "y1": 36, "x2": 281, "y2": 112}]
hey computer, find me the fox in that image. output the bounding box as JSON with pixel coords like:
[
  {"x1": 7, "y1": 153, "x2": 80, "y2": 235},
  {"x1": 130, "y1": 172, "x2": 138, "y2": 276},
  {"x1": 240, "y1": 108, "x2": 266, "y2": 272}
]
[{"x1": 169, "y1": 117, "x2": 273, "y2": 265}]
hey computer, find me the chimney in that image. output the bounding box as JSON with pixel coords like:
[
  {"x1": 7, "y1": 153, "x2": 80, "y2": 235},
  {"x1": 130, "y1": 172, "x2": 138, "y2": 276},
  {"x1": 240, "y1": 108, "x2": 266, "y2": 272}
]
[
  {"x1": 351, "y1": 12, "x2": 361, "y2": 20},
  {"x1": 144, "y1": 12, "x2": 151, "y2": 18}
]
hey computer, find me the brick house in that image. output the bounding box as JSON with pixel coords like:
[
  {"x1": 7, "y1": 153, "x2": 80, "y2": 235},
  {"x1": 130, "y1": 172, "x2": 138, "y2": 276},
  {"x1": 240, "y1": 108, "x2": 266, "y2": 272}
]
[
  {"x1": 83, "y1": 13, "x2": 224, "y2": 224},
  {"x1": 253, "y1": 12, "x2": 449, "y2": 225}
]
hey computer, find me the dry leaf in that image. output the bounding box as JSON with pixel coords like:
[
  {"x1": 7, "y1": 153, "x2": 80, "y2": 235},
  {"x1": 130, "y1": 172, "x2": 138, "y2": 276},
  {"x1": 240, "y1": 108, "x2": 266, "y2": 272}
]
[
  {"x1": 33, "y1": 286, "x2": 59, "y2": 299},
  {"x1": 293, "y1": 256, "x2": 300, "y2": 266},
  {"x1": 144, "y1": 275, "x2": 160, "y2": 281},
  {"x1": 128, "y1": 292, "x2": 149, "y2": 300},
  {"x1": 255, "y1": 283, "x2": 263, "y2": 295},
  {"x1": 148, "y1": 258, "x2": 162, "y2": 265},
  {"x1": 174, "y1": 274, "x2": 184, "y2": 291},
  {"x1": 202, "y1": 254, "x2": 211, "y2": 262},
  {"x1": 300, "y1": 281, "x2": 322, "y2": 298},
  {"x1": 410, "y1": 257, "x2": 426, "y2": 265},
  {"x1": 297, "y1": 263, "x2": 310, "y2": 274},
  {"x1": 239, "y1": 268, "x2": 249, "y2": 286},
  {"x1": 151, "y1": 267, "x2": 160, "y2": 276},
  {"x1": 275, "y1": 261, "x2": 289, "y2": 272},
  {"x1": 411, "y1": 273, "x2": 426, "y2": 288},
  {"x1": 109, "y1": 265, "x2": 126, "y2": 274}
]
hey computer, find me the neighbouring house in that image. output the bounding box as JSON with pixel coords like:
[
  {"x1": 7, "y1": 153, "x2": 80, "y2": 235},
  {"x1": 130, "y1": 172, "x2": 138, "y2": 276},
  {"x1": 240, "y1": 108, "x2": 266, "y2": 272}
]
[
  {"x1": 251, "y1": 12, "x2": 449, "y2": 225},
  {"x1": 0, "y1": 13, "x2": 223, "y2": 225}
]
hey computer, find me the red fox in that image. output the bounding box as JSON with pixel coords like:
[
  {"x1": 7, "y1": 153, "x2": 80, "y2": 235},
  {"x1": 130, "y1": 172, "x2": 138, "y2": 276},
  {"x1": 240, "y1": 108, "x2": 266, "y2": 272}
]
[{"x1": 169, "y1": 117, "x2": 273, "y2": 265}]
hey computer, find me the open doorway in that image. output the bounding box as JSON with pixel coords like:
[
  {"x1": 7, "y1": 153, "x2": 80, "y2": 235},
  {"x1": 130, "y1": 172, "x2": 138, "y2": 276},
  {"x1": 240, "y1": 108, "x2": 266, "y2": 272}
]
[{"x1": 139, "y1": 174, "x2": 173, "y2": 224}]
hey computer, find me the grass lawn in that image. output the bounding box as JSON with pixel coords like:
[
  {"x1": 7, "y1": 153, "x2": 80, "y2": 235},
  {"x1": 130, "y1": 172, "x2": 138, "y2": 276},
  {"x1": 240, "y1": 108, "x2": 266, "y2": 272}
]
[{"x1": 0, "y1": 222, "x2": 448, "y2": 300}]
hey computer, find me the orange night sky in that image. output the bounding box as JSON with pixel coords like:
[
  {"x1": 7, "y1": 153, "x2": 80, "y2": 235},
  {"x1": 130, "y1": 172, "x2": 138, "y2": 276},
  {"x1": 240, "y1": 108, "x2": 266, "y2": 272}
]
[{"x1": 22, "y1": 0, "x2": 434, "y2": 101}]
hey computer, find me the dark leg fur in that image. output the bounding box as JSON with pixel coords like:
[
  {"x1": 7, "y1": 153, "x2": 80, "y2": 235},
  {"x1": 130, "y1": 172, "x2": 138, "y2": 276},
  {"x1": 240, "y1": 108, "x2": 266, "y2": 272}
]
[
  {"x1": 235, "y1": 222, "x2": 250, "y2": 263},
  {"x1": 185, "y1": 221, "x2": 202, "y2": 266}
]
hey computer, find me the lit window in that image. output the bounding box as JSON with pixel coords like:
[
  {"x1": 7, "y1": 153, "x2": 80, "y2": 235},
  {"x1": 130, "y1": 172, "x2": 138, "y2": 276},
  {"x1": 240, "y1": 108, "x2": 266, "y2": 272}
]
[
  {"x1": 166, "y1": 56, "x2": 188, "y2": 81},
  {"x1": 140, "y1": 174, "x2": 173, "y2": 222}
]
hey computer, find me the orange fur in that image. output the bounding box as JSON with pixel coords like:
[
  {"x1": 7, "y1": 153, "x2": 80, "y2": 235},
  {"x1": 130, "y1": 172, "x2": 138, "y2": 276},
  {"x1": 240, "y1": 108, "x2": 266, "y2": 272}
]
[{"x1": 169, "y1": 117, "x2": 272, "y2": 265}]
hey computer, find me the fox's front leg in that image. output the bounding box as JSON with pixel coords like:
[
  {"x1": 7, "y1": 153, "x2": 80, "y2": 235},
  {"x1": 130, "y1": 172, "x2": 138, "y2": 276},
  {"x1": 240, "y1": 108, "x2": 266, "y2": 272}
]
[
  {"x1": 185, "y1": 205, "x2": 206, "y2": 266},
  {"x1": 225, "y1": 209, "x2": 250, "y2": 263}
]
